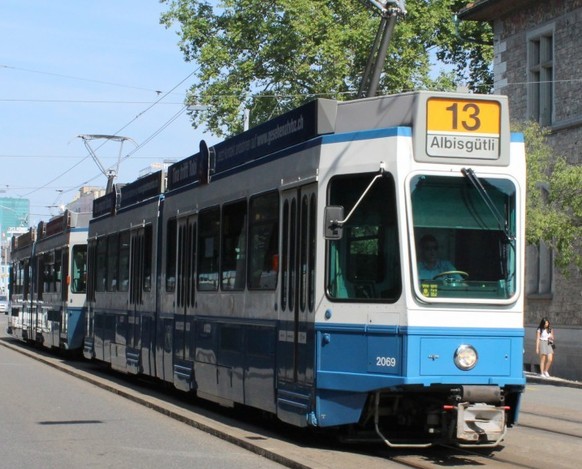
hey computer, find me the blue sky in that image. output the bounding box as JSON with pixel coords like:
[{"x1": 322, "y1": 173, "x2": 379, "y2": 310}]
[{"x1": 1, "y1": 1, "x2": 217, "y2": 226}]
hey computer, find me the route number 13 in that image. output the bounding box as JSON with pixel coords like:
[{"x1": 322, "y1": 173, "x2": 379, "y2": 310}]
[{"x1": 445, "y1": 102, "x2": 481, "y2": 131}]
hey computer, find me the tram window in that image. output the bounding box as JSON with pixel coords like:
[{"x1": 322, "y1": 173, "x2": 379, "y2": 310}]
[
  {"x1": 143, "y1": 225, "x2": 153, "y2": 292},
  {"x1": 221, "y1": 200, "x2": 247, "y2": 291},
  {"x1": 71, "y1": 245, "x2": 87, "y2": 293},
  {"x1": 176, "y1": 217, "x2": 196, "y2": 307},
  {"x1": 248, "y1": 191, "x2": 279, "y2": 290},
  {"x1": 198, "y1": 207, "x2": 220, "y2": 291},
  {"x1": 299, "y1": 193, "x2": 316, "y2": 312},
  {"x1": 39, "y1": 252, "x2": 55, "y2": 294},
  {"x1": 327, "y1": 173, "x2": 401, "y2": 301},
  {"x1": 308, "y1": 194, "x2": 316, "y2": 311},
  {"x1": 96, "y1": 237, "x2": 108, "y2": 292},
  {"x1": 166, "y1": 218, "x2": 177, "y2": 292},
  {"x1": 37, "y1": 256, "x2": 44, "y2": 298},
  {"x1": 61, "y1": 250, "x2": 69, "y2": 301},
  {"x1": 55, "y1": 249, "x2": 62, "y2": 294},
  {"x1": 107, "y1": 234, "x2": 119, "y2": 291},
  {"x1": 281, "y1": 199, "x2": 289, "y2": 308},
  {"x1": 87, "y1": 240, "x2": 96, "y2": 300},
  {"x1": 16, "y1": 261, "x2": 24, "y2": 295},
  {"x1": 118, "y1": 231, "x2": 130, "y2": 292},
  {"x1": 24, "y1": 261, "x2": 31, "y2": 298},
  {"x1": 347, "y1": 226, "x2": 383, "y2": 283},
  {"x1": 300, "y1": 195, "x2": 308, "y2": 311},
  {"x1": 411, "y1": 174, "x2": 517, "y2": 300},
  {"x1": 12, "y1": 264, "x2": 19, "y2": 295}
]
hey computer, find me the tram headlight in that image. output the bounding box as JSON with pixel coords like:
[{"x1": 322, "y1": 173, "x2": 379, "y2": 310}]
[{"x1": 454, "y1": 344, "x2": 478, "y2": 370}]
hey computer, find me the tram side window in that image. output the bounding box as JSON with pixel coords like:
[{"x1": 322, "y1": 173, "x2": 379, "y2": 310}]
[
  {"x1": 87, "y1": 240, "x2": 96, "y2": 301},
  {"x1": 36, "y1": 256, "x2": 44, "y2": 300},
  {"x1": 23, "y1": 261, "x2": 30, "y2": 299},
  {"x1": 61, "y1": 250, "x2": 69, "y2": 301},
  {"x1": 71, "y1": 245, "x2": 87, "y2": 293},
  {"x1": 299, "y1": 193, "x2": 317, "y2": 312},
  {"x1": 95, "y1": 238, "x2": 108, "y2": 292},
  {"x1": 26, "y1": 260, "x2": 32, "y2": 298},
  {"x1": 42, "y1": 251, "x2": 59, "y2": 293},
  {"x1": 166, "y1": 218, "x2": 177, "y2": 292},
  {"x1": 15, "y1": 261, "x2": 25, "y2": 296},
  {"x1": 107, "y1": 234, "x2": 119, "y2": 291},
  {"x1": 248, "y1": 191, "x2": 279, "y2": 290},
  {"x1": 13, "y1": 261, "x2": 26, "y2": 298},
  {"x1": 54, "y1": 249, "x2": 62, "y2": 294},
  {"x1": 327, "y1": 173, "x2": 401, "y2": 301},
  {"x1": 176, "y1": 217, "x2": 196, "y2": 307},
  {"x1": 221, "y1": 200, "x2": 247, "y2": 291},
  {"x1": 143, "y1": 225, "x2": 153, "y2": 292},
  {"x1": 118, "y1": 231, "x2": 130, "y2": 292},
  {"x1": 198, "y1": 207, "x2": 220, "y2": 291}
]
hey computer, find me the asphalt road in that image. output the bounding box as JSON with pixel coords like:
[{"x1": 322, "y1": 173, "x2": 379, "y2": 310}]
[{"x1": 0, "y1": 335, "x2": 282, "y2": 469}]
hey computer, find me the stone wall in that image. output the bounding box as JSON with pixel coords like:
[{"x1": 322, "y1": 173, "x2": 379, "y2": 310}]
[{"x1": 484, "y1": 1, "x2": 582, "y2": 380}]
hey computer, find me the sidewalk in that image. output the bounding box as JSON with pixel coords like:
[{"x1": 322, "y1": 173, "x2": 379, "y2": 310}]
[{"x1": 525, "y1": 371, "x2": 582, "y2": 389}]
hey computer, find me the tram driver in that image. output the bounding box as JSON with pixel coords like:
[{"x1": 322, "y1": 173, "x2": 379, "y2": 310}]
[{"x1": 417, "y1": 234, "x2": 463, "y2": 281}]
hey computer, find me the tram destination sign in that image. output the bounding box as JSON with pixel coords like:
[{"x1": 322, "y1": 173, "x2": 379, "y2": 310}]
[{"x1": 426, "y1": 98, "x2": 501, "y2": 159}]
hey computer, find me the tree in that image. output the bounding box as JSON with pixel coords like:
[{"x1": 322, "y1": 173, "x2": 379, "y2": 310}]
[
  {"x1": 160, "y1": 0, "x2": 493, "y2": 136},
  {"x1": 515, "y1": 121, "x2": 582, "y2": 272}
]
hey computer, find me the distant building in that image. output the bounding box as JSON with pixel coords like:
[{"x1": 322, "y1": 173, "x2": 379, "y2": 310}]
[
  {"x1": 0, "y1": 197, "x2": 30, "y2": 294},
  {"x1": 139, "y1": 161, "x2": 176, "y2": 178},
  {"x1": 66, "y1": 186, "x2": 105, "y2": 214},
  {"x1": 0, "y1": 197, "x2": 29, "y2": 236}
]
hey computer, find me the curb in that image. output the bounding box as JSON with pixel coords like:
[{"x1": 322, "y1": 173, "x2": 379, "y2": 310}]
[{"x1": 525, "y1": 372, "x2": 582, "y2": 389}]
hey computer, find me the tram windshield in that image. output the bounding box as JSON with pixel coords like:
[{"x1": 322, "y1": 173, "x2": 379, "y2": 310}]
[{"x1": 410, "y1": 173, "x2": 517, "y2": 301}]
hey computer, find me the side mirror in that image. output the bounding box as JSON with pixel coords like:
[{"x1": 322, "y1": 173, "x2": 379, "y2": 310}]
[{"x1": 324, "y1": 206, "x2": 344, "y2": 240}]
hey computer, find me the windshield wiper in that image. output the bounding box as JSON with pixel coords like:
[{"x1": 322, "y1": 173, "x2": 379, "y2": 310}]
[{"x1": 461, "y1": 167, "x2": 515, "y2": 244}]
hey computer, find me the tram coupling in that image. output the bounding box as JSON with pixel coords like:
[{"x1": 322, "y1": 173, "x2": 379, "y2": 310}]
[{"x1": 442, "y1": 385, "x2": 508, "y2": 447}]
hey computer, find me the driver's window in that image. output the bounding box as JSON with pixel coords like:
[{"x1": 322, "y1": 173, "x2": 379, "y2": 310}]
[{"x1": 326, "y1": 172, "x2": 401, "y2": 302}]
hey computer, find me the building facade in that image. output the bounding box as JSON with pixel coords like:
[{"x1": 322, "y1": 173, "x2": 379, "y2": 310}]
[{"x1": 460, "y1": 0, "x2": 582, "y2": 380}]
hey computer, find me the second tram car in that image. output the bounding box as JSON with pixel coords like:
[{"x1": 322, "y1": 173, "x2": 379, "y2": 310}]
[
  {"x1": 8, "y1": 211, "x2": 89, "y2": 351},
  {"x1": 11, "y1": 91, "x2": 526, "y2": 447}
]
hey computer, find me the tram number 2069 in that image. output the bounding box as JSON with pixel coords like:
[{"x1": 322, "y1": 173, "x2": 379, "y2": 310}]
[{"x1": 376, "y1": 356, "x2": 397, "y2": 367}]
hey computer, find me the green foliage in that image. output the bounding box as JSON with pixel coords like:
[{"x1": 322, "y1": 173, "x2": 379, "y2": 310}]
[
  {"x1": 435, "y1": 0, "x2": 494, "y2": 93},
  {"x1": 160, "y1": 0, "x2": 493, "y2": 136},
  {"x1": 513, "y1": 120, "x2": 582, "y2": 272}
]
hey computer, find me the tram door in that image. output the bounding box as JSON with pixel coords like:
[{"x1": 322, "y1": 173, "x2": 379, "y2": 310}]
[
  {"x1": 278, "y1": 185, "x2": 317, "y2": 387},
  {"x1": 129, "y1": 226, "x2": 154, "y2": 374},
  {"x1": 173, "y1": 215, "x2": 197, "y2": 385}
]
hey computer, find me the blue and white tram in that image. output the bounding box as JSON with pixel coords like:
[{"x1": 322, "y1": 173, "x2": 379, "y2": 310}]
[
  {"x1": 7, "y1": 228, "x2": 36, "y2": 341},
  {"x1": 8, "y1": 211, "x2": 89, "y2": 351},
  {"x1": 83, "y1": 91, "x2": 525, "y2": 447}
]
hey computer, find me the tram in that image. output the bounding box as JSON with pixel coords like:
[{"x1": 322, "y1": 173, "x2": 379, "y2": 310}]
[
  {"x1": 7, "y1": 211, "x2": 89, "y2": 351},
  {"x1": 10, "y1": 90, "x2": 526, "y2": 447}
]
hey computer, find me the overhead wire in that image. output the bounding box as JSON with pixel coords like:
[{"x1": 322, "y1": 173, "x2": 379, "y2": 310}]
[
  {"x1": 1, "y1": 64, "x2": 166, "y2": 94},
  {"x1": 20, "y1": 67, "x2": 199, "y2": 198}
]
